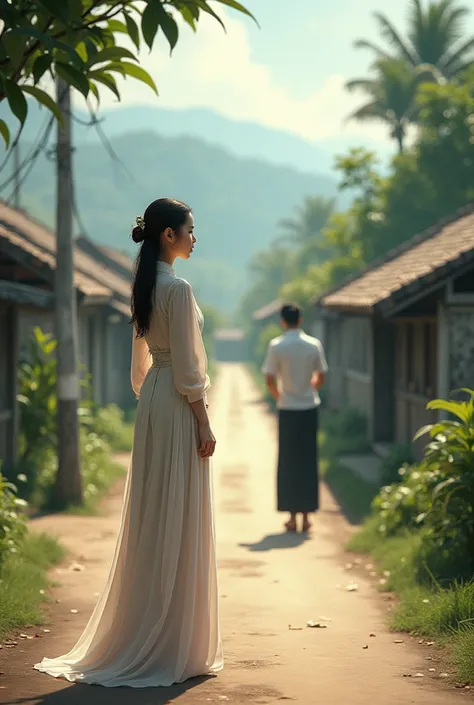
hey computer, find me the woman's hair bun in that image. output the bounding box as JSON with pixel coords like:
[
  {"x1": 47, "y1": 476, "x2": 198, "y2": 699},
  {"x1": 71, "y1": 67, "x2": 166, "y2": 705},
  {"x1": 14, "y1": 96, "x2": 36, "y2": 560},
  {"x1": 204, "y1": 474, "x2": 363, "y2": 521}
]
[{"x1": 131, "y1": 224, "x2": 145, "y2": 244}]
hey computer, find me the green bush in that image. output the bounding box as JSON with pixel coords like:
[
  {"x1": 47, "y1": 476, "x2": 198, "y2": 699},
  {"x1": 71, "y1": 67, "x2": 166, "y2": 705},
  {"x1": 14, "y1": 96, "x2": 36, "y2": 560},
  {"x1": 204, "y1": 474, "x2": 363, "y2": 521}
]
[
  {"x1": 15, "y1": 327, "x2": 127, "y2": 510},
  {"x1": 380, "y1": 443, "x2": 415, "y2": 485},
  {"x1": 320, "y1": 407, "x2": 370, "y2": 456},
  {"x1": 83, "y1": 404, "x2": 134, "y2": 453},
  {"x1": 0, "y1": 471, "x2": 27, "y2": 563},
  {"x1": 366, "y1": 389, "x2": 474, "y2": 582}
]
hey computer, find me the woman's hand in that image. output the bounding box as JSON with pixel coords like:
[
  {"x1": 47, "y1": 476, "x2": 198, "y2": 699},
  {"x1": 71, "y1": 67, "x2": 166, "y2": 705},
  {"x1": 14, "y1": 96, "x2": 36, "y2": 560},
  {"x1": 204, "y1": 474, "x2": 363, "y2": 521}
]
[{"x1": 198, "y1": 421, "x2": 217, "y2": 459}]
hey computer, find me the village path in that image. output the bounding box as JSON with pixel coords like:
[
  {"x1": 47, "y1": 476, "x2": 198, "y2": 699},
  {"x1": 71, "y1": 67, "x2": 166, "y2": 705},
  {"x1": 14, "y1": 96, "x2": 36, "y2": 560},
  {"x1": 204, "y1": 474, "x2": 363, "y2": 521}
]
[{"x1": 0, "y1": 363, "x2": 470, "y2": 705}]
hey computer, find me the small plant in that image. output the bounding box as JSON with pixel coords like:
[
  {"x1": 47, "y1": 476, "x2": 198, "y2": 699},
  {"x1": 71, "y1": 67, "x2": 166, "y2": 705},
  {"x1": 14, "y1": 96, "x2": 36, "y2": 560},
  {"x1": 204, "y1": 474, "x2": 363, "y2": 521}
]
[
  {"x1": 414, "y1": 389, "x2": 474, "y2": 577},
  {"x1": 380, "y1": 443, "x2": 415, "y2": 485},
  {"x1": 0, "y1": 471, "x2": 27, "y2": 563}
]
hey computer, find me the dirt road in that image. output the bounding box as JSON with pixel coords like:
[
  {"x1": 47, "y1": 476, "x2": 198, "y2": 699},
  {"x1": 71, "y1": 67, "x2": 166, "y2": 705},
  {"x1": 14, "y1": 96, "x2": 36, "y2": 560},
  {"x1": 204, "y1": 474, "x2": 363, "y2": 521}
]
[{"x1": 0, "y1": 364, "x2": 470, "y2": 704}]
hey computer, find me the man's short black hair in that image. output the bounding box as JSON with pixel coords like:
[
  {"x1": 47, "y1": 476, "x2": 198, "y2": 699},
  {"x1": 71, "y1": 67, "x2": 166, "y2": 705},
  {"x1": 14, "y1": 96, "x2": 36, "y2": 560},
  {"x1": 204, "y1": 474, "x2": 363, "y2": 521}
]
[{"x1": 280, "y1": 303, "x2": 301, "y2": 326}]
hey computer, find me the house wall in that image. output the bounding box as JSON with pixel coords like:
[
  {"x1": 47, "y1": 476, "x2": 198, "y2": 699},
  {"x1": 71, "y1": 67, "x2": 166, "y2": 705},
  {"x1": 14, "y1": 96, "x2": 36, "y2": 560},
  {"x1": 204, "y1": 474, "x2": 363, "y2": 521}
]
[
  {"x1": 324, "y1": 314, "x2": 373, "y2": 424},
  {"x1": 448, "y1": 308, "x2": 474, "y2": 390},
  {"x1": 0, "y1": 303, "x2": 18, "y2": 470}
]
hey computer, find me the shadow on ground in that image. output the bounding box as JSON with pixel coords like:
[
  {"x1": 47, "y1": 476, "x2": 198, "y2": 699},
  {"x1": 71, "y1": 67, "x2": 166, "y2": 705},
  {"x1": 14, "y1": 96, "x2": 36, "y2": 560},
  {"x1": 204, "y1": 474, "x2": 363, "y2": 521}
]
[
  {"x1": 239, "y1": 532, "x2": 310, "y2": 552},
  {"x1": 6, "y1": 675, "x2": 215, "y2": 705}
]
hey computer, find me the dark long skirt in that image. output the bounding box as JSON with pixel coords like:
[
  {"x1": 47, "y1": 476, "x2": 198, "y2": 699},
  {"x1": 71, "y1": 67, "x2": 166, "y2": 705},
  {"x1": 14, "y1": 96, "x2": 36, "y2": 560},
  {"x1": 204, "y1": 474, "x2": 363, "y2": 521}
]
[{"x1": 277, "y1": 408, "x2": 319, "y2": 513}]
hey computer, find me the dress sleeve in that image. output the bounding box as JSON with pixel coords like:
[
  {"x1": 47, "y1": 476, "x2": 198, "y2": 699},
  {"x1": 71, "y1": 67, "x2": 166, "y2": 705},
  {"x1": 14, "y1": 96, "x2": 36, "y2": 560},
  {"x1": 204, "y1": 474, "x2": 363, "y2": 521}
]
[
  {"x1": 131, "y1": 329, "x2": 151, "y2": 398},
  {"x1": 169, "y1": 280, "x2": 210, "y2": 403}
]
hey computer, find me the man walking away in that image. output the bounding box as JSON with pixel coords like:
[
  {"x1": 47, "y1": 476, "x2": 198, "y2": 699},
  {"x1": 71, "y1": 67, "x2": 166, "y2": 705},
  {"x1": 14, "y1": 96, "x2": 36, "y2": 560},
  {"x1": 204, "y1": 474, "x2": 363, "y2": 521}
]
[{"x1": 262, "y1": 303, "x2": 328, "y2": 533}]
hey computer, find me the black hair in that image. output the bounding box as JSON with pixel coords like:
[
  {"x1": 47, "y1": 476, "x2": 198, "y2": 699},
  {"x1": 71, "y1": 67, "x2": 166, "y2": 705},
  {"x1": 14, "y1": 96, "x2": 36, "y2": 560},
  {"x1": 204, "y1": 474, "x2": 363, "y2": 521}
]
[
  {"x1": 280, "y1": 303, "x2": 301, "y2": 327},
  {"x1": 131, "y1": 198, "x2": 191, "y2": 338}
]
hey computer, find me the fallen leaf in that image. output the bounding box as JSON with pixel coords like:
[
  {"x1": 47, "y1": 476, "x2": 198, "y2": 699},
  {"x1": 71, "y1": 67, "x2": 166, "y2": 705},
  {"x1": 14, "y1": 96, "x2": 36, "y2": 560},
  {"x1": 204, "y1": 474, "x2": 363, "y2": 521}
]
[
  {"x1": 70, "y1": 609, "x2": 79, "y2": 614},
  {"x1": 39, "y1": 590, "x2": 45, "y2": 596},
  {"x1": 362, "y1": 645, "x2": 369, "y2": 650},
  {"x1": 394, "y1": 639, "x2": 404, "y2": 644},
  {"x1": 383, "y1": 570, "x2": 391, "y2": 577},
  {"x1": 439, "y1": 673, "x2": 449, "y2": 678},
  {"x1": 426, "y1": 641, "x2": 435, "y2": 646},
  {"x1": 19, "y1": 634, "x2": 28, "y2": 639},
  {"x1": 346, "y1": 583, "x2": 359, "y2": 592},
  {"x1": 379, "y1": 578, "x2": 388, "y2": 586},
  {"x1": 288, "y1": 625, "x2": 303, "y2": 631},
  {"x1": 68, "y1": 562, "x2": 85, "y2": 572},
  {"x1": 26, "y1": 635, "x2": 34, "y2": 640},
  {"x1": 43, "y1": 629, "x2": 51, "y2": 634},
  {"x1": 414, "y1": 673, "x2": 424, "y2": 678},
  {"x1": 306, "y1": 621, "x2": 327, "y2": 629},
  {"x1": 370, "y1": 633, "x2": 376, "y2": 638},
  {"x1": 429, "y1": 668, "x2": 436, "y2": 673}
]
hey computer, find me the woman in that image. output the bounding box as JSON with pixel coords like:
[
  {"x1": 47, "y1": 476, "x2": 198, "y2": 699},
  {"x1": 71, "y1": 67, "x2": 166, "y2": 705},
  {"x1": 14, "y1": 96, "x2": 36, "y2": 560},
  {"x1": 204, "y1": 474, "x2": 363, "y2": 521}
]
[{"x1": 34, "y1": 198, "x2": 222, "y2": 687}]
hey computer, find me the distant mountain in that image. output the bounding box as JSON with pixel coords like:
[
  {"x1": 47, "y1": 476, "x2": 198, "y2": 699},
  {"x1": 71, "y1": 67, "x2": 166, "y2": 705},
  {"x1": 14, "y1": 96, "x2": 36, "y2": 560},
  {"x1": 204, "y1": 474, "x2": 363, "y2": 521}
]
[
  {"x1": 11, "y1": 129, "x2": 339, "y2": 312},
  {"x1": 1, "y1": 102, "x2": 393, "y2": 177}
]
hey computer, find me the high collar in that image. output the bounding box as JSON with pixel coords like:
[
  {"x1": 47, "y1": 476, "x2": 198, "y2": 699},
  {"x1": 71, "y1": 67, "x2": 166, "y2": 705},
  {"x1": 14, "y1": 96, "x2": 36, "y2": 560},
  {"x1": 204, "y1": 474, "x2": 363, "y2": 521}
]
[
  {"x1": 157, "y1": 260, "x2": 175, "y2": 275},
  {"x1": 284, "y1": 328, "x2": 302, "y2": 336}
]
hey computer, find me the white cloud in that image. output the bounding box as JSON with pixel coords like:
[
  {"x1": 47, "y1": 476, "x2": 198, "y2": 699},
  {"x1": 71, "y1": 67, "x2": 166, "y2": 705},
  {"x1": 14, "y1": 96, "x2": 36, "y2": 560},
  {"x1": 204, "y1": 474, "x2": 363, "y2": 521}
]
[{"x1": 84, "y1": 11, "x2": 388, "y2": 145}]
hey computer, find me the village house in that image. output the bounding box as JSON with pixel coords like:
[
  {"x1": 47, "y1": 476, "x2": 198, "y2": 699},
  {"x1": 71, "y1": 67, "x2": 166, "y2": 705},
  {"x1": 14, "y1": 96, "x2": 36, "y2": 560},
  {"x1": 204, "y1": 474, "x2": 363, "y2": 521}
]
[
  {"x1": 0, "y1": 202, "x2": 134, "y2": 470},
  {"x1": 314, "y1": 204, "x2": 474, "y2": 457}
]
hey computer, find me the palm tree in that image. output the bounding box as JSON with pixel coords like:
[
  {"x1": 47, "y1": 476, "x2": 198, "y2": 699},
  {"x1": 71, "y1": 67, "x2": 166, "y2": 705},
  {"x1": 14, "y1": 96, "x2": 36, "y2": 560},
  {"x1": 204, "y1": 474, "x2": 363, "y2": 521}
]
[
  {"x1": 278, "y1": 196, "x2": 335, "y2": 244},
  {"x1": 355, "y1": 0, "x2": 474, "y2": 79},
  {"x1": 278, "y1": 196, "x2": 335, "y2": 273},
  {"x1": 346, "y1": 57, "x2": 432, "y2": 153}
]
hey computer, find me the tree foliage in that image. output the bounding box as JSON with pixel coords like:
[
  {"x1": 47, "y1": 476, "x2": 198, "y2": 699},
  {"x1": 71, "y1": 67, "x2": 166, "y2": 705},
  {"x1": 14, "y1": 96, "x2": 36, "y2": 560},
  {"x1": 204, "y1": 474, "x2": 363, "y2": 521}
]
[{"x1": 0, "y1": 0, "x2": 254, "y2": 147}]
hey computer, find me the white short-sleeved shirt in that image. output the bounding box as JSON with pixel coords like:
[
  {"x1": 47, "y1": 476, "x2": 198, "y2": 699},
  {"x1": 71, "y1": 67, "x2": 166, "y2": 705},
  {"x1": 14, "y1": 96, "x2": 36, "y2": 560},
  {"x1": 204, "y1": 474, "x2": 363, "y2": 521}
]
[{"x1": 262, "y1": 329, "x2": 328, "y2": 410}]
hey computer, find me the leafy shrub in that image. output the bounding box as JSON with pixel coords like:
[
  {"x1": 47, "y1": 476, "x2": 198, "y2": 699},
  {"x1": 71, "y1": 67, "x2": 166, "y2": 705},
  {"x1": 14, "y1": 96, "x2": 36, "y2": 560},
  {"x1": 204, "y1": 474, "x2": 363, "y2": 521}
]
[
  {"x1": 373, "y1": 462, "x2": 440, "y2": 537},
  {"x1": 320, "y1": 407, "x2": 370, "y2": 456},
  {"x1": 0, "y1": 472, "x2": 27, "y2": 563},
  {"x1": 15, "y1": 327, "x2": 127, "y2": 509},
  {"x1": 370, "y1": 389, "x2": 474, "y2": 582},
  {"x1": 380, "y1": 443, "x2": 415, "y2": 485}
]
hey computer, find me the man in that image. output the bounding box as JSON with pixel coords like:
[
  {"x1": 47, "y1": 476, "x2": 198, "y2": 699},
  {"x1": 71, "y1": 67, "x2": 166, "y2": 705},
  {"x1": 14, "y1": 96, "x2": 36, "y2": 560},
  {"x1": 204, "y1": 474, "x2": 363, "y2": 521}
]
[{"x1": 262, "y1": 303, "x2": 328, "y2": 533}]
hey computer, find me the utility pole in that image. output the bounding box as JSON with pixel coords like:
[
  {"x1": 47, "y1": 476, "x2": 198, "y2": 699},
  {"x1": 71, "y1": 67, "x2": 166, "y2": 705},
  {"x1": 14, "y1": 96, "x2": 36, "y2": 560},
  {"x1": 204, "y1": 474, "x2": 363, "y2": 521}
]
[
  {"x1": 12, "y1": 140, "x2": 20, "y2": 209},
  {"x1": 54, "y1": 77, "x2": 82, "y2": 507}
]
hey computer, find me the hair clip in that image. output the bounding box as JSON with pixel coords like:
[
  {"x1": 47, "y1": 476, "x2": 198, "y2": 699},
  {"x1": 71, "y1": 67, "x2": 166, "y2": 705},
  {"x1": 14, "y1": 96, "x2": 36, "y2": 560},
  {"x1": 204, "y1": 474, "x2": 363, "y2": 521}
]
[{"x1": 135, "y1": 215, "x2": 145, "y2": 230}]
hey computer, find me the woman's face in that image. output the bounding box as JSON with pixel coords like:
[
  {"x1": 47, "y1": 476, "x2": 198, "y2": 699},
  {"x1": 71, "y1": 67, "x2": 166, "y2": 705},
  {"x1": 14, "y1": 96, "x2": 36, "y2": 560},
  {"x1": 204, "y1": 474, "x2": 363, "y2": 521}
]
[{"x1": 171, "y1": 212, "x2": 196, "y2": 261}]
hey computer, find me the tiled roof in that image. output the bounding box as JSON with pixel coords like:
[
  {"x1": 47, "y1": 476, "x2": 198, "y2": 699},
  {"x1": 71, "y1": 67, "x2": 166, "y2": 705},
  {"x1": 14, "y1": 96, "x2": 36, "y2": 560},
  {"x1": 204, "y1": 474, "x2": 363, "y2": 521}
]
[
  {"x1": 0, "y1": 224, "x2": 110, "y2": 298},
  {"x1": 252, "y1": 299, "x2": 282, "y2": 322},
  {"x1": 319, "y1": 204, "x2": 474, "y2": 313},
  {"x1": 0, "y1": 202, "x2": 130, "y2": 309},
  {"x1": 100, "y1": 245, "x2": 134, "y2": 273}
]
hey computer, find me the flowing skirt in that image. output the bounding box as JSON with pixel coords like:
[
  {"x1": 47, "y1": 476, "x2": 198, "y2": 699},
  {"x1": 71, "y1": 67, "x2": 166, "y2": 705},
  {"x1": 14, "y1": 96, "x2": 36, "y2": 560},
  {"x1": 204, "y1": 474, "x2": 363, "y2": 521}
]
[
  {"x1": 34, "y1": 366, "x2": 223, "y2": 687},
  {"x1": 277, "y1": 408, "x2": 319, "y2": 513}
]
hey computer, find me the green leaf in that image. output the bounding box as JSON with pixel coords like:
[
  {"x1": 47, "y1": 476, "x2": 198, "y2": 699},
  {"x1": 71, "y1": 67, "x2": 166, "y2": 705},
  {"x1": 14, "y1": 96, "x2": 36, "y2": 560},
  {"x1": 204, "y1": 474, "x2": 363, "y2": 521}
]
[
  {"x1": 55, "y1": 62, "x2": 90, "y2": 97},
  {"x1": 21, "y1": 85, "x2": 64, "y2": 125},
  {"x1": 8, "y1": 27, "x2": 55, "y2": 52},
  {"x1": 5, "y1": 80, "x2": 28, "y2": 124},
  {"x1": 0, "y1": 119, "x2": 10, "y2": 149},
  {"x1": 178, "y1": 6, "x2": 197, "y2": 30},
  {"x1": 413, "y1": 423, "x2": 433, "y2": 441},
  {"x1": 142, "y1": 0, "x2": 161, "y2": 50},
  {"x1": 107, "y1": 19, "x2": 128, "y2": 35},
  {"x1": 32, "y1": 54, "x2": 53, "y2": 84},
  {"x1": 39, "y1": 0, "x2": 69, "y2": 23},
  {"x1": 90, "y1": 71, "x2": 121, "y2": 101},
  {"x1": 214, "y1": 0, "x2": 258, "y2": 24},
  {"x1": 157, "y1": 5, "x2": 179, "y2": 53},
  {"x1": 88, "y1": 80, "x2": 100, "y2": 103},
  {"x1": 109, "y1": 61, "x2": 158, "y2": 94},
  {"x1": 87, "y1": 46, "x2": 137, "y2": 67},
  {"x1": 427, "y1": 398, "x2": 471, "y2": 423},
  {"x1": 124, "y1": 12, "x2": 140, "y2": 49}
]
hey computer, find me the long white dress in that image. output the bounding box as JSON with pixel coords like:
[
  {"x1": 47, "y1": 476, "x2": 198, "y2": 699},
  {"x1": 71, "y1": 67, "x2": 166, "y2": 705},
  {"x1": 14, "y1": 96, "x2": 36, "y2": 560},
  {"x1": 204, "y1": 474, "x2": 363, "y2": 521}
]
[{"x1": 34, "y1": 261, "x2": 223, "y2": 687}]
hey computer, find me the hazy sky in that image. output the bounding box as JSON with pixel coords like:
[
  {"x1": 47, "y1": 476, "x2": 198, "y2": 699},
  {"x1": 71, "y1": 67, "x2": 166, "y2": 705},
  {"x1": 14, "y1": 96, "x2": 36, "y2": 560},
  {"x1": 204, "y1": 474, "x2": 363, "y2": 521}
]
[{"x1": 97, "y1": 1, "x2": 474, "y2": 146}]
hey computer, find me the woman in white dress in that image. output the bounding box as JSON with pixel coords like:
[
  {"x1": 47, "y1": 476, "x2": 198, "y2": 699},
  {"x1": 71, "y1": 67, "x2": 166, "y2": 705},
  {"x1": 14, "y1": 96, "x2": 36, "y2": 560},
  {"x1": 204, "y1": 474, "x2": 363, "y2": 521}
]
[{"x1": 34, "y1": 197, "x2": 222, "y2": 687}]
